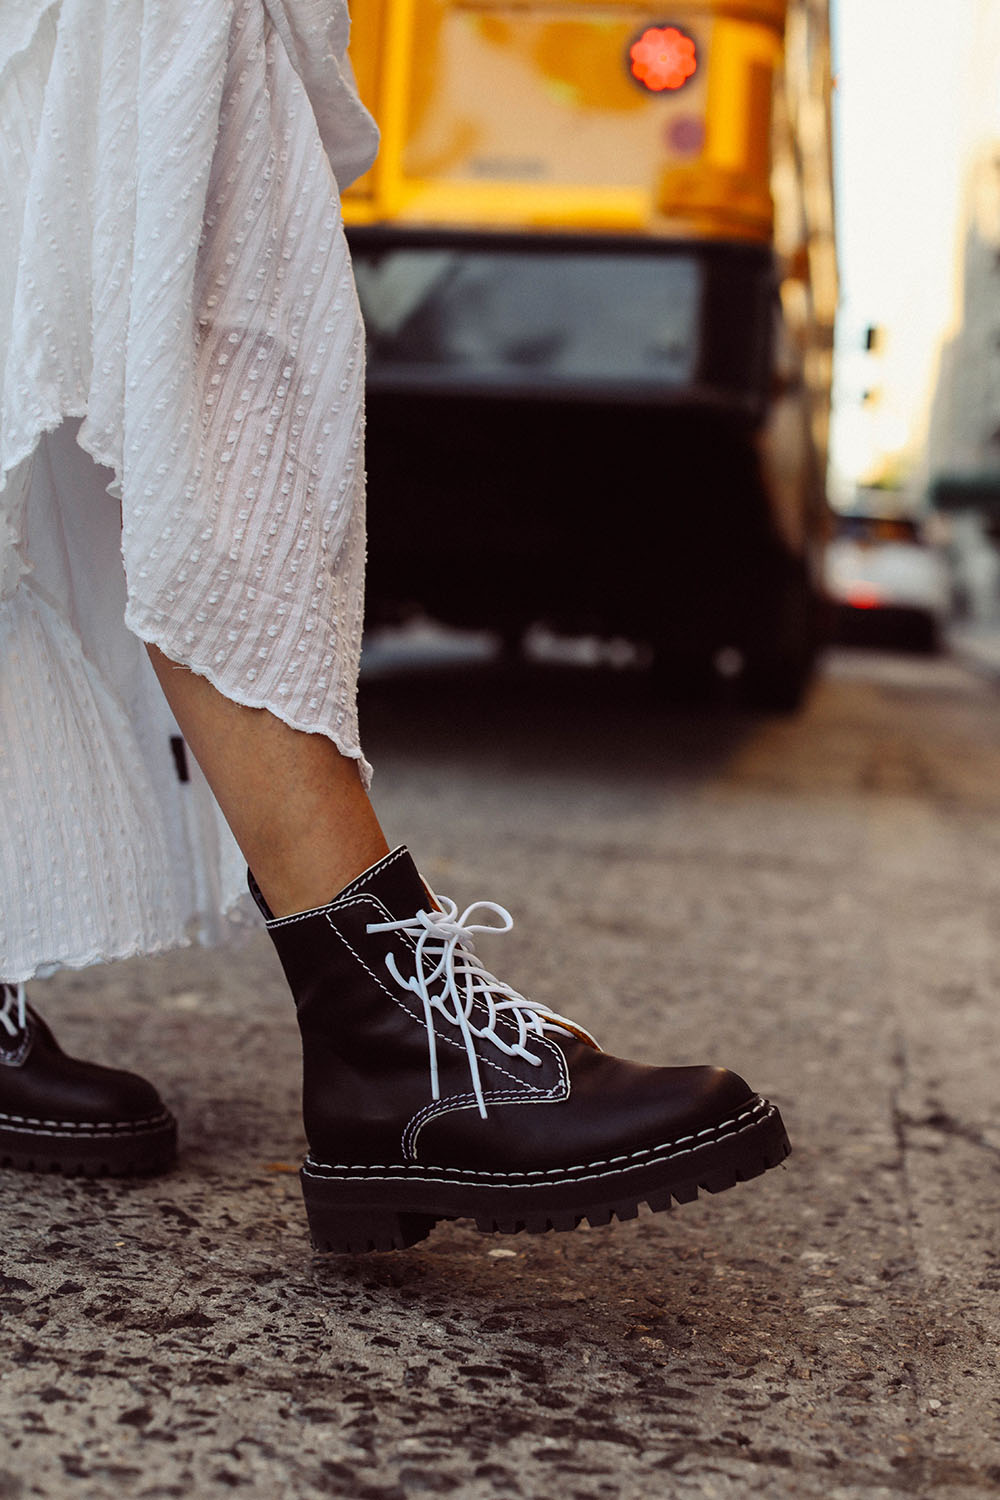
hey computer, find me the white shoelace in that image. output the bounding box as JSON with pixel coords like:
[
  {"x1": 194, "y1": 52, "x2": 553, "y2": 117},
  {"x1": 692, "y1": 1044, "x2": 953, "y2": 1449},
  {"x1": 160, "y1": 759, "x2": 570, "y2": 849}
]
[
  {"x1": 367, "y1": 896, "x2": 596, "y2": 1119},
  {"x1": 0, "y1": 983, "x2": 27, "y2": 1039}
]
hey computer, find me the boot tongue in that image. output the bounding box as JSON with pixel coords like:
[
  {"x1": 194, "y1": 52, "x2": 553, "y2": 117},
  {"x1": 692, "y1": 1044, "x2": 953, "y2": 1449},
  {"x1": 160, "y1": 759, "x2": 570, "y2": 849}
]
[{"x1": 550, "y1": 1019, "x2": 602, "y2": 1051}]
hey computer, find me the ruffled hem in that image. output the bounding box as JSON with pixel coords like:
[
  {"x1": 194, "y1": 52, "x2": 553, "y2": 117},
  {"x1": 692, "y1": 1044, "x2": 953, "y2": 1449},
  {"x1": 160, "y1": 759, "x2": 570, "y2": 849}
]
[
  {"x1": 124, "y1": 610, "x2": 374, "y2": 791},
  {"x1": 7, "y1": 917, "x2": 259, "y2": 988}
]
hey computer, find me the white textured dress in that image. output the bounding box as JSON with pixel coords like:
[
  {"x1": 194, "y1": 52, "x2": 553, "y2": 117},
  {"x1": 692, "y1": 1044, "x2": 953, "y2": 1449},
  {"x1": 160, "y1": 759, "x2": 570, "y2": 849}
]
[{"x1": 0, "y1": 0, "x2": 380, "y2": 980}]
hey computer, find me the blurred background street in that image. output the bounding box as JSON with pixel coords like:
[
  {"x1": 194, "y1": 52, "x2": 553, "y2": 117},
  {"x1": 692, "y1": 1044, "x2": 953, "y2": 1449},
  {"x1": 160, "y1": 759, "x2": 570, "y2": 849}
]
[
  {"x1": 3, "y1": 637, "x2": 1000, "y2": 1498},
  {"x1": 7, "y1": 0, "x2": 1000, "y2": 1495}
]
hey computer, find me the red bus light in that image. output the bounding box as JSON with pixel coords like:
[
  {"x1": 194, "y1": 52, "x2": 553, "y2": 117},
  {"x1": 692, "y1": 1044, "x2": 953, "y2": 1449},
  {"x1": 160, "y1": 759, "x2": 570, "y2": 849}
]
[
  {"x1": 628, "y1": 25, "x2": 698, "y2": 93},
  {"x1": 846, "y1": 585, "x2": 883, "y2": 610}
]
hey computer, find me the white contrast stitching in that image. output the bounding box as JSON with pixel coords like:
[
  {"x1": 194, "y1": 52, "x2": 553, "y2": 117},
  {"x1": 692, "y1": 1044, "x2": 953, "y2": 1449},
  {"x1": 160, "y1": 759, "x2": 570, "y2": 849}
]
[
  {"x1": 402, "y1": 1035, "x2": 571, "y2": 1159},
  {"x1": 0, "y1": 1110, "x2": 175, "y2": 1138},
  {"x1": 303, "y1": 1099, "x2": 775, "y2": 1188},
  {"x1": 336, "y1": 846, "x2": 412, "y2": 903},
  {"x1": 403, "y1": 1067, "x2": 571, "y2": 1160},
  {"x1": 264, "y1": 847, "x2": 411, "y2": 928}
]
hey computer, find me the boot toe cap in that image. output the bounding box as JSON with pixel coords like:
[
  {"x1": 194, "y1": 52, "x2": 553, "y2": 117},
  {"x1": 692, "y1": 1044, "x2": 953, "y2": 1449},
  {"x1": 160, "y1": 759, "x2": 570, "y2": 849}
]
[
  {"x1": 5, "y1": 1050, "x2": 169, "y2": 1127},
  {"x1": 56, "y1": 1060, "x2": 168, "y2": 1124},
  {"x1": 668, "y1": 1063, "x2": 757, "y2": 1125}
]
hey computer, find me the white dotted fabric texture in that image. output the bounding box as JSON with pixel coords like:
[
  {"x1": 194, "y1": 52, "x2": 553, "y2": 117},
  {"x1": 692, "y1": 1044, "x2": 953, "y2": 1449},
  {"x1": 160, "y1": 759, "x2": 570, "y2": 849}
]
[{"x1": 0, "y1": 0, "x2": 380, "y2": 978}]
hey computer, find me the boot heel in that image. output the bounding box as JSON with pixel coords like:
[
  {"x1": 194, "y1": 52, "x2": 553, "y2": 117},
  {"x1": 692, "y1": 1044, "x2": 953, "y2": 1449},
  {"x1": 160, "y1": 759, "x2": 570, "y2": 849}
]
[{"x1": 302, "y1": 1190, "x2": 437, "y2": 1254}]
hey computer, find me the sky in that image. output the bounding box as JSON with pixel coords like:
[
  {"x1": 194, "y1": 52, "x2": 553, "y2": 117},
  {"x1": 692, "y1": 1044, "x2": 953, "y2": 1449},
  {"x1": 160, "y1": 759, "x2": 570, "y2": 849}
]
[{"x1": 829, "y1": 0, "x2": 1000, "y2": 500}]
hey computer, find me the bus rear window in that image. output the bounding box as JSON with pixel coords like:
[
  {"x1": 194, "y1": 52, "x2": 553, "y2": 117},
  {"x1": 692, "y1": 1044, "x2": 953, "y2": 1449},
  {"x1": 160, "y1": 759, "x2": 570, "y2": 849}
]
[{"x1": 352, "y1": 247, "x2": 702, "y2": 394}]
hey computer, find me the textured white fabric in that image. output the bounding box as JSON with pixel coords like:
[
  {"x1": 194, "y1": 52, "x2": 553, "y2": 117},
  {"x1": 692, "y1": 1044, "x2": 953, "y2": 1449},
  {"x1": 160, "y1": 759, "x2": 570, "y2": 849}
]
[{"x1": 0, "y1": 0, "x2": 380, "y2": 980}]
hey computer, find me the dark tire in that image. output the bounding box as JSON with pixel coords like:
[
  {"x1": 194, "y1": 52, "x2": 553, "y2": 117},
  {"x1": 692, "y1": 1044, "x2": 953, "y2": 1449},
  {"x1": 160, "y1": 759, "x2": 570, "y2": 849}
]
[
  {"x1": 741, "y1": 649, "x2": 815, "y2": 712},
  {"x1": 740, "y1": 562, "x2": 821, "y2": 713},
  {"x1": 907, "y1": 612, "x2": 941, "y2": 655}
]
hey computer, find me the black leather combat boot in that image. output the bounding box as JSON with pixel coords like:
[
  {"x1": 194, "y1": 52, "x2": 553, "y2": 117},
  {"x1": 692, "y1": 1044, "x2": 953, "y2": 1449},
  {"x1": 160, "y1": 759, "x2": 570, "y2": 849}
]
[
  {"x1": 0, "y1": 984, "x2": 177, "y2": 1176},
  {"x1": 253, "y1": 847, "x2": 790, "y2": 1253}
]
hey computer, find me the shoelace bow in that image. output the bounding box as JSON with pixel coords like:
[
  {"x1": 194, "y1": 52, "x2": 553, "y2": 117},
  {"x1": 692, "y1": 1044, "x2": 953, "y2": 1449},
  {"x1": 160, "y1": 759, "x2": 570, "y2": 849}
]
[
  {"x1": 0, "y1": 983, "x2": 27, "y2": 1039},
  {"x1": 367, "y1": 895, "x2": 595, "y2": 1119}
]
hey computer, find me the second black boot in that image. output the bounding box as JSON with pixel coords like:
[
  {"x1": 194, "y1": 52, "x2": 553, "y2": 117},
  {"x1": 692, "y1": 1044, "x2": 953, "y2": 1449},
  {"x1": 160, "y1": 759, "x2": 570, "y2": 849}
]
[
  {"x1": 0, "y1": 984, "x2": 177, "y2": 1177},
  {"x1": 253, "y1": 847, "x2": 790, "y2": 1253}
]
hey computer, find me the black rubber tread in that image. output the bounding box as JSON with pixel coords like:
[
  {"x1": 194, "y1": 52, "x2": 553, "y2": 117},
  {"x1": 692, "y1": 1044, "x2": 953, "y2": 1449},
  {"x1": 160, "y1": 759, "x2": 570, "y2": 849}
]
[
  {"x1": 0, "y1": 1112, "x2": 178, "y2": 1178},
  {"x1": 308, "y1": 1210, "x2": 439, "y2": 1254},
  {"x1": 304, "y1": 1099, "x2": 790, "y2": 1254}
]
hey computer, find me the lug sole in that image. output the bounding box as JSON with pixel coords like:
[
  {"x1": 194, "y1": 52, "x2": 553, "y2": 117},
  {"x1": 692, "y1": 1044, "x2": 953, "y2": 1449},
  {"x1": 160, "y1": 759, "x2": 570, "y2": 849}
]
[
  {"x1": 302, "y1": 1099, "x2": 790, "y2": 1254},
  {"x1": 0, "y1": 1113, "x2": 178, "y2": 1178}
]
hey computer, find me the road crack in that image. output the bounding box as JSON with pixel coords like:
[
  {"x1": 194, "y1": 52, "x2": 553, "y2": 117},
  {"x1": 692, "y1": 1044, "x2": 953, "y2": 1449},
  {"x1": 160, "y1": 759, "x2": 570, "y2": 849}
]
[{"x1": 895, "y1": 1106, "x2": 1000, "y2": 1158}]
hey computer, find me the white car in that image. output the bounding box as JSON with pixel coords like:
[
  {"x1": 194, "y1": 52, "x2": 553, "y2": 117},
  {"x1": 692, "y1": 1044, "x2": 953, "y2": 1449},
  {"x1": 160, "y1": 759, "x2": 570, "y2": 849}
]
[{"x1": 825, "y1": 514, "x2": 951, "y2": 652}]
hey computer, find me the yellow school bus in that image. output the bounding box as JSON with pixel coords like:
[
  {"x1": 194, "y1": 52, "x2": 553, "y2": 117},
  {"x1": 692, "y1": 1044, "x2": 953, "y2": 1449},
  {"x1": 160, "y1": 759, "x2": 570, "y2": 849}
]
[{"x1": 344, "y1": 0, "x2": 836, "y2": 706}]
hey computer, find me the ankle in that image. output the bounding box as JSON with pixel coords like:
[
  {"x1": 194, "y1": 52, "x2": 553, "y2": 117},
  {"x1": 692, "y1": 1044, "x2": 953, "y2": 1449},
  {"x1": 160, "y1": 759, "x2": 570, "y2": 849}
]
[{"x1": 252, "y1": 838, "x2": 391, "y2": 918}]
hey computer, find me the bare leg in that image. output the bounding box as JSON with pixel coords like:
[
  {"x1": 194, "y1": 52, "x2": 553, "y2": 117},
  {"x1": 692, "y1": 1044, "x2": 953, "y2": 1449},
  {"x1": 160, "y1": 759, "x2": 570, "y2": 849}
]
[{"x1": 147, "y1": 646, "x2": 389, "y2": 918}]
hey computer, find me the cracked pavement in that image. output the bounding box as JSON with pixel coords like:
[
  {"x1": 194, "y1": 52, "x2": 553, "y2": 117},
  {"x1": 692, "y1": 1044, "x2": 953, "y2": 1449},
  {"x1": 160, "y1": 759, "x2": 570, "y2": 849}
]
[{"x1": 2, "y1": 645, "x2": 1000, "y2": 1498}]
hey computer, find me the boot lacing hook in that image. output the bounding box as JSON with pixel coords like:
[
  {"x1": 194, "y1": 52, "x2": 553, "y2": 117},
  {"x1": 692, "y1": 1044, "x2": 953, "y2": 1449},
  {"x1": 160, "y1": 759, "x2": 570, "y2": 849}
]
[
  {"x1": 367, "y1": 897, "x2": 592, "y2": 1119},
  {"x1": 0, "y1": 983, "x2": 27, "y2": 1038}
]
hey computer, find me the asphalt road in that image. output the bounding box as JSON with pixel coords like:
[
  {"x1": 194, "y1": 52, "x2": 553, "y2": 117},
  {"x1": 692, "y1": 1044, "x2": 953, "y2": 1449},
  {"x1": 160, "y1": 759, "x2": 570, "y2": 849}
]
[{"x1": 3, "y1": 642, "x2": 1000, "y2": 1499}]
